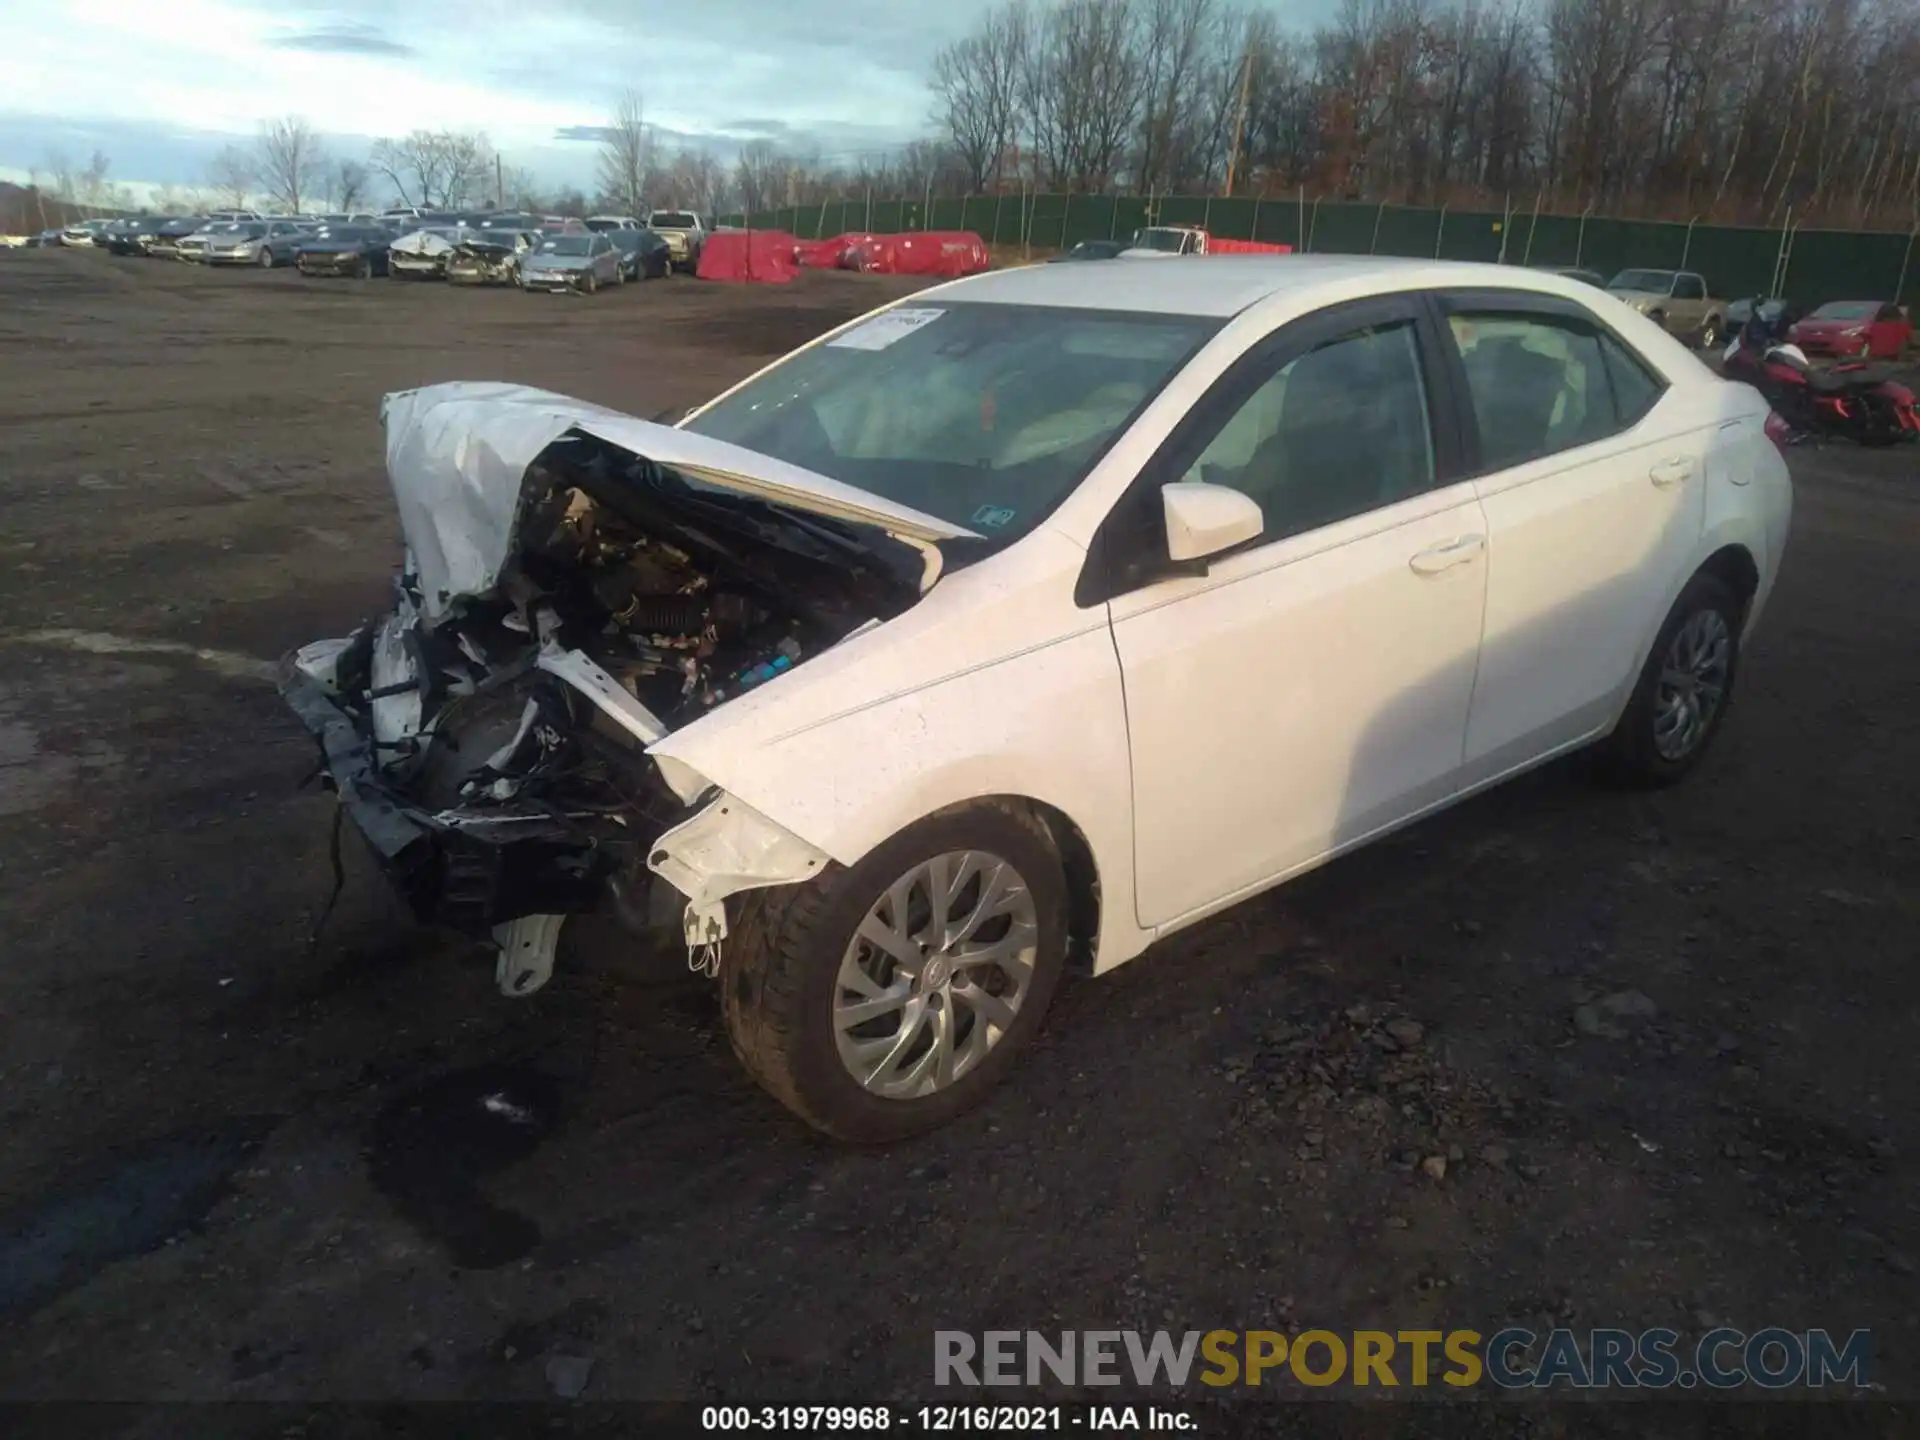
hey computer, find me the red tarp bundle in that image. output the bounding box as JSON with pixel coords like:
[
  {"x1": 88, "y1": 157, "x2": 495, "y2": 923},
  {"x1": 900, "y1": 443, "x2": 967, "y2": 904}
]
[
  {"x1": 792, "y1": 230, "x2": 992, "y2": 279},
  {"x1": 795, "y1": 232, "x2": 880, "y2": 269},
  {"x1": 696, "y1": 229, "x2": 799, "y2": 283}
]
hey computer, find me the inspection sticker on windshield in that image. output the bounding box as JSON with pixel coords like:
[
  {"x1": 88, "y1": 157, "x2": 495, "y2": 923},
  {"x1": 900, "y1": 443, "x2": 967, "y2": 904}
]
[{"x1": 828, "y1": 307, "x2": 945, "y2": 351}]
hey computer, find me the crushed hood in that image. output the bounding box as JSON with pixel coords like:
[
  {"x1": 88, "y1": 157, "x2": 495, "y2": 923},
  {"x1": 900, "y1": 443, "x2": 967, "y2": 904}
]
[
  {"x1": 381, "y1": 381, "x2": 982, "y2": 622},
  {"x1": 392, "y1": 230, "x2": 456, "y2": 256}
]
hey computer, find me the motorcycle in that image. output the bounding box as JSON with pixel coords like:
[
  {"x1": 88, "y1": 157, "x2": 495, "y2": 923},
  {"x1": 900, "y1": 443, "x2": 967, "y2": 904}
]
[{"x1": 1722, "y1": 304, "x2": 1918, "y2": 447}]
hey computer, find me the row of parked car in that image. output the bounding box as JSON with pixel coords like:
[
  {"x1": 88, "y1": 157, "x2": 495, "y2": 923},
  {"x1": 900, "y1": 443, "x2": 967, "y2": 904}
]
[{"x1": 41, "y1": 207, "x2": 712, "y2": 293}]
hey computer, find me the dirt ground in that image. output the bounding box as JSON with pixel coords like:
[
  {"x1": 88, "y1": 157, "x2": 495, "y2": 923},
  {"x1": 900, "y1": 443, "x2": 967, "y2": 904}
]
[{"x1": 1, "y1": 247, "x2": 1917, "y2": 1416}]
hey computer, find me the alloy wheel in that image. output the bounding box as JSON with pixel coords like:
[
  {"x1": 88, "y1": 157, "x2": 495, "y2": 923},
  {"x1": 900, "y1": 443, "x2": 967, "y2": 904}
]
[
  {"x1": 832, "y1": 850, "x2": 1040, "y2": 1100},
  {"x1": 1653, "y1": 608, "x2": 1732, "y2": 761}
]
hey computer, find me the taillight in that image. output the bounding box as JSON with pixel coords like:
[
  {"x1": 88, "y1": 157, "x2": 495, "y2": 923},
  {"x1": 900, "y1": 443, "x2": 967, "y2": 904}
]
[{"x1": 1764, "y1": 412, "x2": 1794, "y2": 452}]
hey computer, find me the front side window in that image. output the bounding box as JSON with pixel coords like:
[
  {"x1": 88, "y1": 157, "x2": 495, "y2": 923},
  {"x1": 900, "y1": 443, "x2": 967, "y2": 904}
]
[
  {"x1": 1447, "y1": 311, "x2": 1663, "y2": 469},
  {"x1": 1179, "y1": 321, "x2": 1436, "y2": 541},
  {"x1": 683, "y1": 302, "x2": 1219, "y2": 545}
]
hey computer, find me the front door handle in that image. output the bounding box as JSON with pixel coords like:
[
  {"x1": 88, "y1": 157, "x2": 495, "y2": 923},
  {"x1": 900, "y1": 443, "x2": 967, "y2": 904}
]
[
  {"x1": 1409, "y1": 534, "x2": 1486, "y2": 575},
  {"x1": 1650, "y1": 456, "x2": 1697, "y2": 488}
]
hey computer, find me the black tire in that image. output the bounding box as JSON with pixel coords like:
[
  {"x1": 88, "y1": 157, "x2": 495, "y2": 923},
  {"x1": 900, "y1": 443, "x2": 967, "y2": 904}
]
[
  {"x1": 1594, "y1": 572, "x2": 1743, "y2": 788},
  {"x1": 257, "y1": 247, "x2": 274, "y2": 268},
  {"x1": 723, "y1": 799, "x2": 1070, "y2": 1143},
  {"x1": 583, "y1": 271, "x2": 597, "y2": 294}
]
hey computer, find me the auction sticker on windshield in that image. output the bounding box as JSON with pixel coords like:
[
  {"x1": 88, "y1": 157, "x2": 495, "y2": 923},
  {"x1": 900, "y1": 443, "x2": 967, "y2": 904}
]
[{"x1": 828, "y1": 307, "x2": 945, "y2": 351}]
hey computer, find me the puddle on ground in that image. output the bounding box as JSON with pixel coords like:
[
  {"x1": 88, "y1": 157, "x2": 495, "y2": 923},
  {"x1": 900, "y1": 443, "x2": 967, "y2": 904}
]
[
  {"x1": 367, "y1": 1063, "x2": 564, "y2": 1270},
  {"x1": 0, "y1": 1120, "x2": 273, "y2": 1320}
]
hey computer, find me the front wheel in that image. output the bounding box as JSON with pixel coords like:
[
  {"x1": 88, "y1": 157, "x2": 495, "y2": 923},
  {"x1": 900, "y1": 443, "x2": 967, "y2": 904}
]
[
  {"x1": 723, "y1": 801, "x2": 1070, "y2": 1143},
  {"x1": 1595, "y1": 572, "x2": 1742, "y2": 788},
  {"x1": 257, "y1": 248, "x2": 274, "y2": 268},
  {"x1": 355, "y1": 255, "x2": 372, "y2": 280},
  {"x1": 582, "y1": 271, "x2": 597, "y2": 294}
]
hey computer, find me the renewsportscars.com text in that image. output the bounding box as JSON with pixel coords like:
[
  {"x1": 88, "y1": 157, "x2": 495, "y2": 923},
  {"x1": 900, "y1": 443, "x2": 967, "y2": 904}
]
[{"x1": 934, "y1": 1328, "x2": 1871, "y2": 1390}]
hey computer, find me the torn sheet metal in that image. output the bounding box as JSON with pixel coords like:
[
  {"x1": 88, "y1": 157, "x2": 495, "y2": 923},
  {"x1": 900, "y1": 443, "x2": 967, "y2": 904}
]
[
  {"x1": 533, "y1": 642, "x2": 668, "y2": 745},
  {"x1": 379, "y1": 382, "x2": 980, "y2": 623},
  {"x1": 646, "y1": 791, "x2": 831, "y2": 911}
]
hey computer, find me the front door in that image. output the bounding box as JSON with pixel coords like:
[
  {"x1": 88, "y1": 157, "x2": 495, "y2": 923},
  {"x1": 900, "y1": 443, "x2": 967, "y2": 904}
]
[{"x1": 1095, "y1": 297, "x2": 1490, "y2": 930}]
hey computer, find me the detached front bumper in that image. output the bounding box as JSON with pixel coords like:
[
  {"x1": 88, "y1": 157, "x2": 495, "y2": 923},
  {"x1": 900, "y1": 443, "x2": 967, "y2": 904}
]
[{"x1": 280, "y1": 654, "x2": 613, "y2": 935}]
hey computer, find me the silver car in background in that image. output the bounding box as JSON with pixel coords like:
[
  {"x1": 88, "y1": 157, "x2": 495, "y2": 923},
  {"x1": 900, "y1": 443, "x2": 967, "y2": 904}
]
[{"x1": 519, "y1": 233, "x2": 624, "y2": 293}]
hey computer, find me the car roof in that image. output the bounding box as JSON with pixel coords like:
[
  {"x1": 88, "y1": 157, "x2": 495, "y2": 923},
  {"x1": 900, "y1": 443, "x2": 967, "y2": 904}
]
[{"x1": 926, "y1": 255, "x2": 1627, "y2": 319}]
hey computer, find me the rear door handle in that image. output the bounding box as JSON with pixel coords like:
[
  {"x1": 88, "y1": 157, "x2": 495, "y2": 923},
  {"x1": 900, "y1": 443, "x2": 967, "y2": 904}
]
[
  {"x1": 1650, "y1": 456, "x2": 1697, "y2": 487},
  {"x1": 1409, "y1": 534, "x2": 1486, "y2": 575}
]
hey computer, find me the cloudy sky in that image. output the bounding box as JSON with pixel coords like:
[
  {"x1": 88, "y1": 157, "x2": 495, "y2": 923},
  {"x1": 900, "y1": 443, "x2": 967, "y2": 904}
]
[{"x1": 0, "y1": 0, "x2": 1004, "y2": 198}]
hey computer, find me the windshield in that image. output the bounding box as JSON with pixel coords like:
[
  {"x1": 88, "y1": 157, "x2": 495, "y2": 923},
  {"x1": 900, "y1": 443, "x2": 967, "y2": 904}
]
[
  {"x1": 1130, "y1": 228, "x2": 1188, "y2": 253},
  {"x1": 584, "y1": 218, "x2": 626, "y2": 232},
  {"x1": 681, "y1": 302, "x2": 1219, "y2": 544},
  {"x1": 540, "y1": 237, "x2": 592, "y2": 256},
  {"x1": 1609, "y1": 269, "x2": 1674, "y2": 293},
  {"x1": 475, "y1": 230, "x2": 525, "y2": 247},
  {"x1": 1810, "y1": 301, "x2": 1878, "y2": 320},
  {"x1": 651, "y1": 212, "x2": 698, "y2": 229},
  {"x1": 319, "y1": 227, "x2": 382, "y2": 242},
  {"x1": 214, "y1": 223, "x2": 265, "y2": 237}
]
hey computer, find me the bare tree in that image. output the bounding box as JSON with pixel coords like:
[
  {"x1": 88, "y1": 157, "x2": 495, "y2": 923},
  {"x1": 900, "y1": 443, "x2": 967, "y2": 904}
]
[
  {"x1": 932, "y1": 2, "x2": 1031, "y2": 190},
  {"x1": 256, "y1": 117, "x2": 327, "y2": 215},
  {"x1": 734, "y1": 139, "x2": 782, "y2": 214},
  {"x1": 79, "y1": 149, "x2": 112, "y2": 211},
  {"x1": 595, "y1": 90, "x2": 655, "y2": 215},
  {"x1": 207, "y1": 145, "x2": 256, "y2": 209},
  {"x1": 658, "y1": 146, "x2": 729, "y2": 216},
  {"x1": 332, "y1": 158, "x2": 370, "y2": 211},
  {"x1": 369, "y1": 130, "x2": 495, "y2": 209}
]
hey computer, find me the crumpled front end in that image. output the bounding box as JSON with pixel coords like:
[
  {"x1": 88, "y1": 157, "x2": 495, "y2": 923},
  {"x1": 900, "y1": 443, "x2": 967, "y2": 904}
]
[
  {"x1": 281, "y1": 383, "x2": 946, "y2": 992},
  {"x1": 448, "y1": 243, "x2": 521, "y2": 285}
]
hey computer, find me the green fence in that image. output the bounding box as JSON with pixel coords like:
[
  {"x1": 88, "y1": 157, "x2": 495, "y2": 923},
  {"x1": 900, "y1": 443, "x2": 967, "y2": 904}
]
[{"x1": 718, "y1": 195, "x2": 1920, "y2": 308}]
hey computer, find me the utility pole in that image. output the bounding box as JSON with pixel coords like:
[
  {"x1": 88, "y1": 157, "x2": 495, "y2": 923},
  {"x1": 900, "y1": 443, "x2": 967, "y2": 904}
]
[
  {"x1": 1224, "y1": 40, "x2": 1254, "y2": 198},
  {"x1": 495, "y1": 153, "x2": 503, "y2": 209}
]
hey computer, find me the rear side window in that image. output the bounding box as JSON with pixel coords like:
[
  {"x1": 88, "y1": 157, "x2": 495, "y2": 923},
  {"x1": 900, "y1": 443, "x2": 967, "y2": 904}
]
[
  {"x1": 1599, "y1": 335, "x2": 1664, "y2": 426},
  {"x1": 1447, "y1": 313, "x2": 1666, "y2": 470},
  {"x1": 1673, "y1": 275, "x2": 1706, "y2": 301}
]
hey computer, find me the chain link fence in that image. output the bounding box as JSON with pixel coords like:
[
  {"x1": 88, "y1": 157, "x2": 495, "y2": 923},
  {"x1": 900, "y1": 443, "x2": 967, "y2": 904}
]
[{"x1": 719, "y1": 195, "x2": 1920, "y2": 308}]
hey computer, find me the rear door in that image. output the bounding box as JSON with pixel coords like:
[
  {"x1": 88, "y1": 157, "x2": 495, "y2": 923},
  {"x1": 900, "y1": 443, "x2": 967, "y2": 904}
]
[{"x1": 1430, "y1": 290, "x2": 1708, "y2": 784}]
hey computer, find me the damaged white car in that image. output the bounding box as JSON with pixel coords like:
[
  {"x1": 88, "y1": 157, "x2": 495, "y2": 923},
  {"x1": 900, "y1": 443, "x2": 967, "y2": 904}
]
[{"x1": 283, "y1": 258, "x2": 1791, "y2": 1141}]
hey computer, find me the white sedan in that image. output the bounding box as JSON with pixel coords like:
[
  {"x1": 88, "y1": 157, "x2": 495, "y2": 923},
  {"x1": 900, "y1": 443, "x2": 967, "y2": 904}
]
[{"x1": 282, "y1": 257, "x2": 1793, "y2": 1142}]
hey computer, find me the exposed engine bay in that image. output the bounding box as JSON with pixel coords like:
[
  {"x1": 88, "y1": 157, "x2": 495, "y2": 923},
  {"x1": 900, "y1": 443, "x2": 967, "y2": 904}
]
[{"x1": 283, "y1": 407, "x2": 945, "y2": 992}]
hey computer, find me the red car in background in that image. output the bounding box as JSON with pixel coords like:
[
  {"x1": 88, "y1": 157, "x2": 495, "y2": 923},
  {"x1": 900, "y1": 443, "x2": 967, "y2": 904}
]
[{"x1": 1787, "y1": 300, "x2": 1913, "y2": 359}]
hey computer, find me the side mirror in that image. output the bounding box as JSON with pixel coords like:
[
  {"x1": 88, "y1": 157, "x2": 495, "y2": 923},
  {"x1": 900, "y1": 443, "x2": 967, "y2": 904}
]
[{"x1": 1162, "y1": 482, "x2": 1263, "y2": 563}]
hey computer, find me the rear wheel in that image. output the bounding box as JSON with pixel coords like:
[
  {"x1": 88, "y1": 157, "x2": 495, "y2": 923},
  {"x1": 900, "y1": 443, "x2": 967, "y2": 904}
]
[
  {"x1": 723, "y1": 801, "x2": 1070, "y2": 1143},
  {"x1": 1698, "y1": 314, "x2": 1722, "y2": 350},
  {"x1": 1595, "y1": 572, "x2": 1742, "y2": 788}
]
